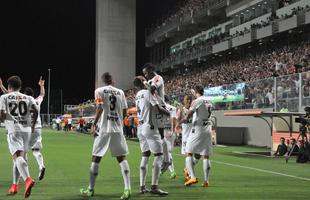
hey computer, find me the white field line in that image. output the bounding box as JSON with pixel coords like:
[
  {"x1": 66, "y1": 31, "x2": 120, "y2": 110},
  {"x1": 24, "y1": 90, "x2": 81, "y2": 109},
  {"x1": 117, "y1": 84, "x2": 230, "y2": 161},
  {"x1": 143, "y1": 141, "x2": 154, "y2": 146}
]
[
  {"x1": 129, "y1": 141, "x2": 310, "y2": 181},
  {"x1": 172, "y1": 152, "x2": 310, "y2": 181}
]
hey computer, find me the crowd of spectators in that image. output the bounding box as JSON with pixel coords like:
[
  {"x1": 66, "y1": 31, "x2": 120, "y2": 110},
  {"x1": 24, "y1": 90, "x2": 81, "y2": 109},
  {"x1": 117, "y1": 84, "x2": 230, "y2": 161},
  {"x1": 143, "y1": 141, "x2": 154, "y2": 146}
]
[
  {"x1": 159, "y1": 4, "x2": 310, "y2": 69},
  {"x1": 149, "y1": 0, "x2": 210, "y2": 33},
  {"x1": 164, "y1": 40, "x2": 310, "y2": 110}
]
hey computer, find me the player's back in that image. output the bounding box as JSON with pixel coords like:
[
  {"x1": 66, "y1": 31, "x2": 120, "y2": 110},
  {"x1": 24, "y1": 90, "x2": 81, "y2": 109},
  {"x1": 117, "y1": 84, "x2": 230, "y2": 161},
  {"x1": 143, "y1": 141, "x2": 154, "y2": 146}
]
[
  {"x1": 191, "y1": 96, "x2": 212, "y2": 127},
  {"x1": 135, "y1": 89, "x2": 157, "y2": 127},
  {"x1": 95, "y1": 85, "x2": 127, "y2": 133},
  {"x1": 0, "y1": 91, "x2": 36, "y2": 133}
]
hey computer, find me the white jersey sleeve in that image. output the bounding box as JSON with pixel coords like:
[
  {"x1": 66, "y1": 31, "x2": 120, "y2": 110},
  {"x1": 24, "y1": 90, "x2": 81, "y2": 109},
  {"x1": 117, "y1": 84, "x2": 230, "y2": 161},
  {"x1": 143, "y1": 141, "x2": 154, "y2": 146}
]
[{"x1": 0, "y1": 95, "x2": 5, "y2": 112}]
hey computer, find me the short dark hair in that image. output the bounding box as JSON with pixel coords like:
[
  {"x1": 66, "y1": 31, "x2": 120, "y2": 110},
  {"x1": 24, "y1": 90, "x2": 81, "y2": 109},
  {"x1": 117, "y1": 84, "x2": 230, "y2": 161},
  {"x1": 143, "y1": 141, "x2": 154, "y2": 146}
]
[
  {"x1": 133, "y1": 76, "x2": 145, "y2": 89},
  {"x1": 24, "y1": 87, "x2": 34, "y2": 97},
  {"x1": 143, "y1": 63, "x2": 155, "y2": 72},
  {"x1": 194, "y1": 85, "x2": 204, "y2": 95},
  {"x1": 101, "y1": 72, "x2": 113, "y2": 85},
  {"x1": 7, "y1": 76, "x2": 22, "y2": 90}
]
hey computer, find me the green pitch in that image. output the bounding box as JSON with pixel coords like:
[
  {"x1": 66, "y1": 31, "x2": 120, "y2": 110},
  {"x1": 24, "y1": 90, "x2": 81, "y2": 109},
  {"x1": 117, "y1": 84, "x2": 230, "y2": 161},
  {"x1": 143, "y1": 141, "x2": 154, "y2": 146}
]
[{"x1": 0, "y1": 128, "x2": 309, "y2": 200}]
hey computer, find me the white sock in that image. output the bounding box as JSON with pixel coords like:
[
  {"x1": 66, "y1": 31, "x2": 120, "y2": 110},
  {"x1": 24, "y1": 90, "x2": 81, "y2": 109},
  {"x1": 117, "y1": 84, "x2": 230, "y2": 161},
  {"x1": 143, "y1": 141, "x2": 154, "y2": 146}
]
[
  {"x1": 32, "y1": 150, "x2": 45, "y2": 169},
  {"x1": 89, "y1": 162, "x2": 99, "y2": 190},
  {"x1": 203, "y1": 159, "x2": 211, "y2": 182},
  {"x1": 15, "y1": 157, "x2": 30, "y2": 181},
  {"x1": 186, "y1": 156, "x2": 195, "y2": 179},
  {"x1": 162, "y1": 139, "x2": 170, "y2": 162},
  {"x1": 12, "y1": 160, "x2": 20, "y2": 184},
  {"x1": 140, "y1": 156, "x2": 149, "y2": 187},
  {"x1": 152, "y1": 155, "x2": 163, "y2": 186},
  {"x1": 168, "y1": 153, "x2": 175, "y2": 173},
  {"x1": 119, "y1": 160, "x2": 131, "y2": 190}
]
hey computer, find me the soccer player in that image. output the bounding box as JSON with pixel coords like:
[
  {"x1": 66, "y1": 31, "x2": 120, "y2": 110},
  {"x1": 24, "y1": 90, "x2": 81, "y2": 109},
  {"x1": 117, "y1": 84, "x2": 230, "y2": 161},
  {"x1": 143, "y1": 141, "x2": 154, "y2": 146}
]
[
  {"x1": 142, "y1": 63, "x2": 170, "y2": 173},
  {"x1": 1, "y1": 77, "x2": 46, "y2": 184},
  {"x1": 80, "y1": 72, "x2": 131, "y2": 200},
  {"x1": 176, "y1": 95, "x2": 201, "y2": 182},
  {"x1": 134, "y1": 76, "x2": 169, "y2": 196},
  {"x1": 0, "y1": 76, "x2": 38, "y2": 198},
  {"x1": 162, "y1": 95, "x2": 177, "y2": 179},
  {"x1": 25, "y1": 77, "x2": 46, "y2": 180},
  {"x1": 178, "y1": 85, "x2": 213, "y2": 187}
]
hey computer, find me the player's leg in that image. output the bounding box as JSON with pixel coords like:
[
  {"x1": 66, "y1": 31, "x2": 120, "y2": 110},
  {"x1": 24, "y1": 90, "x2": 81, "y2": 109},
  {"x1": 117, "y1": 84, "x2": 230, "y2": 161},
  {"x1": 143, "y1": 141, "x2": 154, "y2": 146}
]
[
  {"x1": 110, "y1": 132, "x2": 131, "y2": 200},
  {"x1": 80, "y1": 133, "x2": 110, "y2": 196},
  {"x1": 159, "y1": 128, "x2": 170, "y2": 173},
  {"x1": 81, "y1": 156, "x2": 102, "y2": 196},
  {"x1": 202, "y1": 155, "x2": 211, "y2": 187},
  {"x1": 31, "y1": 129, "x2": 45, "y2": 180},
  {"x1": 137, "y1": 126, "x2": 151, "y2": 194},
  {"x1": 140, "y1": 151, "x2": 151, "y2": 194},
  {"x1": 165, "y1": 132, "x2": 176, "y2": 179},
  {"x1": 13, "y1": 151, "x2": 35, "y2": 198},
  {"x1": 184, "y1": 131, "x2": 199, "y2": 186},
  {"x1": 145, "y1": 128, "x2": 168, "y2": 196},
  {"x1": 201, "y1": 126, "x2": 213, "y2": 187},
  {"x1": 117, "y1": 156, "x2": 131, "y2": 200},
  {"x1": 8, "y1": 160, "x2": 20, "y2": 195}
]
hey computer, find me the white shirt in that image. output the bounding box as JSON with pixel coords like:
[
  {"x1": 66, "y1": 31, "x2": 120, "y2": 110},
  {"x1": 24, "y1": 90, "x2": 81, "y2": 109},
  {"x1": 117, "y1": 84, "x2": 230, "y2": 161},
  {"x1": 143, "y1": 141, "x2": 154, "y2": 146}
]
[
  {"x1": 135, "y1": 89, "x2": 159, "y2": 127},
  {"x1": 0, "y1": 91, "x2": 37, "y2": 133},
  {"x1": 150, "y1": 74, "x2": 165, "y2": 101},
  {"x1": 164, "y1": 104, "x2": 176, "y2": 128},
  {"x1": 177, "y1": 106, "x2": 193, "y2": 135},
  {"x1": 56, "y1": 118, "x2": 61, "y2": 124},
  {"x1": 95, "y1": 85, "x2": 128, "y2": 133},
  {"x1": 190, "y1": 96, "x2": 212, "y2": 127},
  {"x1": 67, "y1": 118, "x2": 72, "y2": 125},
  {"x1": 35, "y1": 95, "x2": 43, "y2": 129}
]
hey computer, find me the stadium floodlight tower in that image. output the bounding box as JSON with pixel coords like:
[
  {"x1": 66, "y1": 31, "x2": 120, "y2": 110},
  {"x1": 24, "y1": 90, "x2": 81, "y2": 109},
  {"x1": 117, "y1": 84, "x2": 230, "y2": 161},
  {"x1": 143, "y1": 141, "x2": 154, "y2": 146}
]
[{"x1": 95, "y1": 0, "x2": 136, "y2": 90}]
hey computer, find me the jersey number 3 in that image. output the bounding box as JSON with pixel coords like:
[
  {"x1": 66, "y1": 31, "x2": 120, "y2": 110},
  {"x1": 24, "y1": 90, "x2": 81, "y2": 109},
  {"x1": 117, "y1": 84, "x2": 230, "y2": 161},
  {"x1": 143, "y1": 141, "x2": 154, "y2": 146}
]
[{"x1": 109, "y1": 95, "x2": 117, "y2": 111}]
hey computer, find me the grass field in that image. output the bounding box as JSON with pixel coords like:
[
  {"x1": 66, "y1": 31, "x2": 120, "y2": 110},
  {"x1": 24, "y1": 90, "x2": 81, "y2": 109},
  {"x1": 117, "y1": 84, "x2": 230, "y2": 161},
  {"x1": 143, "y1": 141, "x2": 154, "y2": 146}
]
[{"x1": 0, "y1": 128, "x2": 310, "y2": 200}]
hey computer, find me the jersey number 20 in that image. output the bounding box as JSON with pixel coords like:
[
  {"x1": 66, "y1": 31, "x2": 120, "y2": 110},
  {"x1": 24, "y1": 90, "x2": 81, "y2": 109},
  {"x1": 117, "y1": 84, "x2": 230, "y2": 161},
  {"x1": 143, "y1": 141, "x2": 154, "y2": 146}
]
[{"x1": 9, "y1": 101, "x2": 28, "y2": 116}]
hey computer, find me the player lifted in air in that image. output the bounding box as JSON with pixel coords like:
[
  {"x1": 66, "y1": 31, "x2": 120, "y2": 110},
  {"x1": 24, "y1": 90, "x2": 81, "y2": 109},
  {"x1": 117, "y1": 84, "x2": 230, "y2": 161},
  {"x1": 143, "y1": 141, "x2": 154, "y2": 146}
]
[
  {"x1": 80, "y1": 72, "x2": 131, "y2": 200},
  {"x1": 142, "y1": 63, "x2": 171, "y2": 173},
  {"x1": 0, "y1": 76, "x2": 38, "y2": 198},
  {"x1": 161, "y1": 95, "x2": 177, "y2": 179},
  {"x1": 178, "y1": 85, "x2": 213, "y2": 187},
  {"x1": 134, "y1": 76, "x2": 170, "y2": 196},
  {"x1": 176, "y1": 95, "x2": 201, "y2": 182}
]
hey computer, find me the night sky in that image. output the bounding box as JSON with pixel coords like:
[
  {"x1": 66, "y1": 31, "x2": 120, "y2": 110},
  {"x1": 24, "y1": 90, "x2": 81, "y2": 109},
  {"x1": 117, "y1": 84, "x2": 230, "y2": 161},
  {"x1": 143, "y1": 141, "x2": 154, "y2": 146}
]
[{"x1": 0, "y1": 0, "x2": 177, "y2": 113}]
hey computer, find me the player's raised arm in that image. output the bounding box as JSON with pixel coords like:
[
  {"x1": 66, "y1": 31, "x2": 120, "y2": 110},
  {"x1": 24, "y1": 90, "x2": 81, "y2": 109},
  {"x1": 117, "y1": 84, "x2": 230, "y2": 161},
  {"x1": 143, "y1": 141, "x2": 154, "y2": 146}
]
[
  {"x1": 38, "y1": 76, "x2": 45, "y2": 97},
  {"x1": 0, "y1": 77, "x2": 8, "y2": 94}
]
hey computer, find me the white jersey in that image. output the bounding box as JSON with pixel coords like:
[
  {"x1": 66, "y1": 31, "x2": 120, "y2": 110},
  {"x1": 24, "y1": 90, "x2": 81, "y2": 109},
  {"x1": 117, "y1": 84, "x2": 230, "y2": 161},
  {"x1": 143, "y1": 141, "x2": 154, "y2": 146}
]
[
  {"x1": 190, "y1": 96, "x2": 212, "y2": 127},
  {"x1": 0, "y1": 91, "x2": 37, "y2": 133},
  {"x1": 35, "y1": 95, "x2": 43, "y2": 129},
  {"x1": 164, "y1": 104, "x2": 176, "y2": 129},
  {"x1": 95, "y1": 85, "x2": 128, "y2": 133},
  {"x1": 177, "y1": 106, "x2": 193, "y2": 135},
  {"x1": 149, "y1": 74, "x2": 165, "y2": 102},
  {"x1": 135, "y1": 89, "x2": 159, "y2": 127}
]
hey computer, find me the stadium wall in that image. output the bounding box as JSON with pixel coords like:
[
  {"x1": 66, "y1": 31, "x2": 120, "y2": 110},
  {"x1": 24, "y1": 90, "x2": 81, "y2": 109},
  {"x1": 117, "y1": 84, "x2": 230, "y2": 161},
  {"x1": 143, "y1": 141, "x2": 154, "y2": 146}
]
[
  {"x1": 214, "y1": 108, "x2": 273, "y2": 147},
  {"x1": 95, "y1": 0, "x2": 136, "y2": 90}
]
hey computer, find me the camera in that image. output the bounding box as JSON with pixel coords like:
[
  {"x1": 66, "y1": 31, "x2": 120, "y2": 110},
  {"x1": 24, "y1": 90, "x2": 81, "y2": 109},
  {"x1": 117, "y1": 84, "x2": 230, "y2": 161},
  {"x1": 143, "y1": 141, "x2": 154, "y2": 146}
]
[{"x1": 295, "y1": 117, "x2": 309, "y2": 125}]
